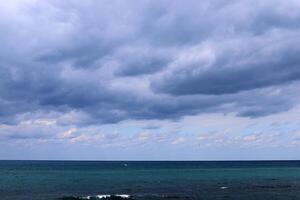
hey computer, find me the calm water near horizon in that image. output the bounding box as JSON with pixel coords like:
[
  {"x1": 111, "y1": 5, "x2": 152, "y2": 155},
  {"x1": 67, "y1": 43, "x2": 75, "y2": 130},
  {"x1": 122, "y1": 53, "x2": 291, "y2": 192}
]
[{"x1": 1, "y1": 161, "x2": 300, "y2": 200}]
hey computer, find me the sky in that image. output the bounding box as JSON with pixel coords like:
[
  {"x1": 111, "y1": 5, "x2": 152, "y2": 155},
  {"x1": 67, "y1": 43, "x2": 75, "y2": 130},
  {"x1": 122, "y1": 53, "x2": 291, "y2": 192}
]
[{"x1": 1, "y1": 0, "x2": 300, "y2": 160}]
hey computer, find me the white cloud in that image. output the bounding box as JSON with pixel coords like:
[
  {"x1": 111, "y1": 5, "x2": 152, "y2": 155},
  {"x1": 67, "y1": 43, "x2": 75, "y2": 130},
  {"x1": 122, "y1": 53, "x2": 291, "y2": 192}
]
[
  {"x1": 243, "y1": 135, "x2": 258, "y2": 142},
  {"x1": 171, "y1": 137, "x2": 186, "y2": 145},
  {"x1": 62, "y1": 128, "x2": 77, "y2": 138}
]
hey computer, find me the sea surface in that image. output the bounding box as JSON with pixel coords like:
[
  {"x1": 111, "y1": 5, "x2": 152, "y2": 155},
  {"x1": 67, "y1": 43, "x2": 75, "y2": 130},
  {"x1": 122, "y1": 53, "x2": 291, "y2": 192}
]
[{"x1": 1, "y1": 161, "x2": 300, "y2": 200}]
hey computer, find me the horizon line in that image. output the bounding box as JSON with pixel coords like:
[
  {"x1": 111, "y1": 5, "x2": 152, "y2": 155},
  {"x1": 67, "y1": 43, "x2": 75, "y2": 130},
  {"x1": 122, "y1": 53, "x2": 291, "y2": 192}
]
[{"x1": 1, "y1": 159, "x2": 300, "y2": 162}]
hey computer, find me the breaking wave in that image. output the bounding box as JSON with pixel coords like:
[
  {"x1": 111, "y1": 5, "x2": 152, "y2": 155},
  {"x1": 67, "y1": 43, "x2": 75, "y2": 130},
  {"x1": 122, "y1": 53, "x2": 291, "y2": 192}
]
[{"x1": 59, "y1": 194, "x2": 132, "y2": 200}]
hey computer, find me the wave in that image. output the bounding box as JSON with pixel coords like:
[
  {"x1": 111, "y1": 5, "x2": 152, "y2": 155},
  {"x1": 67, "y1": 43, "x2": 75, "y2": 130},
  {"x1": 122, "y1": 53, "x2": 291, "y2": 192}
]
[
  {"x1": 59, "y1": 194, "x2": 132, "y2": 200},
  {"x1": 58, "y1": 193, "x2": 187, "y2": 200}
]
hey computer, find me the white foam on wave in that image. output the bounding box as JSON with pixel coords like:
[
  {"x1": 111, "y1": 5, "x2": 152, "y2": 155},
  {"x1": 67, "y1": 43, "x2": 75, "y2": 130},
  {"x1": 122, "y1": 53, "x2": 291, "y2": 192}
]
[
  {"x1": 115, "y1": 194, "x2": 130, "y2": 198},
  {"x1": 96, "y1": 195, "x2": 111, "y2": 199},
  {"x1": 81, "y1": 194, "x2": 131, "y2": 199},
  {"x1": 81, "y1": 196, "x2": 91, "y2": 199}
]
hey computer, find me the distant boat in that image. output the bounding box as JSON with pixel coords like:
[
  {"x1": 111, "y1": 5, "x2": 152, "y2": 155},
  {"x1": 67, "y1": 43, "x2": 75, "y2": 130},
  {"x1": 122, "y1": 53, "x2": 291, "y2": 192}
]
[{"x1": 123, "y1": 163, "x2": 128, "y2": 167}]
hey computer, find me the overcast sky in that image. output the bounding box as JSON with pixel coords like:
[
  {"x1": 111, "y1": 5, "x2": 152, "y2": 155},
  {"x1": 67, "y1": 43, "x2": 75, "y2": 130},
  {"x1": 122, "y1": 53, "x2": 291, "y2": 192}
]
[{"x1": 1, "y1": 0, "x2": 300, "y2": 160}]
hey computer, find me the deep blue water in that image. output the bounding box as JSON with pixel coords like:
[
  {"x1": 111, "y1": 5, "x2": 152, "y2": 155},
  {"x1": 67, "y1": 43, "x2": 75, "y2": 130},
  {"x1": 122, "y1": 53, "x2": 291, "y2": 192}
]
[{"x1": 1, "y1": 161, "x2": 300, "y2": 200}]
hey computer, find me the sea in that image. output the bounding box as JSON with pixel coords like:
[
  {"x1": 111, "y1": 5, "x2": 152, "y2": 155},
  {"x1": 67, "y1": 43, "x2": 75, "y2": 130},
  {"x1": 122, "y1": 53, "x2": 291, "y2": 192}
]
[{"x1": 1, "y1": 161, "x2": 300, "y2": 200}]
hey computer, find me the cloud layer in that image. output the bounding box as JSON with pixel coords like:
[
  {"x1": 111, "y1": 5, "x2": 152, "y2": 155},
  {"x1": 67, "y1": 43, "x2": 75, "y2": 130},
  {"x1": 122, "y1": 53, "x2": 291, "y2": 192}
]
[{"x1": 1, "y1": 0, "x2": 300, "y2": 157}]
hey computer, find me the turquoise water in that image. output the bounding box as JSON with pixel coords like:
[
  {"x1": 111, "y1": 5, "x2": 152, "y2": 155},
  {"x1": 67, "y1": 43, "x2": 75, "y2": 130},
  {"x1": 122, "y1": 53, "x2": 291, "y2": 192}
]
[{"x1": 1, "y1": 161, "x2": 300, "y2": 199}]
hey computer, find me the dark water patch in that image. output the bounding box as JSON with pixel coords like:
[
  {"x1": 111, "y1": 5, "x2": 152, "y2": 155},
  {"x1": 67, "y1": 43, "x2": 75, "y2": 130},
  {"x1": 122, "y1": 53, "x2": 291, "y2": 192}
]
[
  {"x1": 252, "y1": 184, "x2": 292, "y2": 189},
  {"x1": 134, "y1": 194, "x2": 190, "y2": 200}
]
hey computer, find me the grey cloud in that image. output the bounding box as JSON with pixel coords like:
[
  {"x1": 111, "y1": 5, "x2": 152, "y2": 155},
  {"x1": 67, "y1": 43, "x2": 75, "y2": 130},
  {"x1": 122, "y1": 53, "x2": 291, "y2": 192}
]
[
  {"x1": 153, "y1": 34, "x2": 300, "y2": 95},
  {"x1": 0, "y1": 0, "x2": 300, "y2": 129},
  {"x1": 114, "y1": 47, "x2": 171, "y2": 76}
]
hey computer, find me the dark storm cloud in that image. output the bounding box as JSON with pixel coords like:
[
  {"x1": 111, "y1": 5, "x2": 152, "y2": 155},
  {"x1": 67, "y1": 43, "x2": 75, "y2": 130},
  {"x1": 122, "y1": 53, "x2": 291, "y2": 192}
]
[
  {"x1": 0, "y1": 0, "x2": 300, "y2": 128},
  {"x1": 114, "y1": 48, "x2": 170, "y2": 76},
  {"x1": 153, "y1": 35, "x2": 300, "y2": 95}
]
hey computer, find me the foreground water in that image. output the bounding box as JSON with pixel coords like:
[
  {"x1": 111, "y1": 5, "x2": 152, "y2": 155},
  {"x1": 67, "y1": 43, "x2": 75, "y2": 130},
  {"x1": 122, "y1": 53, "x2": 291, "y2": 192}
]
[{"x1": 0, "y1": 161, "x2": 300, "y2": 200}]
